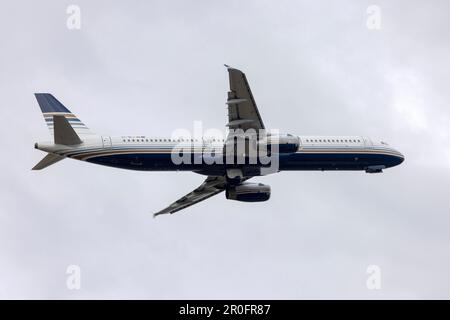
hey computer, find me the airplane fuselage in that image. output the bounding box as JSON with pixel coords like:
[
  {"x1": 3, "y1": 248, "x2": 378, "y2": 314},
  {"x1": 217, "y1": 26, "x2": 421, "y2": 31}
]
[{"x1": 36, "y1": 134, "x2": 404, "y2": 175}]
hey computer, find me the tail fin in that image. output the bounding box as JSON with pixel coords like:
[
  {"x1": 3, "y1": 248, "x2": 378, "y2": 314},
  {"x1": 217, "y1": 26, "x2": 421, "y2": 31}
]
[
  {"x1": 53, "y1": 115, "x2": 83, "y2": 145},
  {"x1": 33, "y1": 93, "x2": 91, "y2": 170},
  {"x1": 34, "y1": 93, "x2": 94, "y2": 136}
]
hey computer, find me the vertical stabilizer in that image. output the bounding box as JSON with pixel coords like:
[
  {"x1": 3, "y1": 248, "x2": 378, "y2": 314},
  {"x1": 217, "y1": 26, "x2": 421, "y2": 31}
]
[{"x1": 34, "y1": 93, "x2": 94, "y2": 136}]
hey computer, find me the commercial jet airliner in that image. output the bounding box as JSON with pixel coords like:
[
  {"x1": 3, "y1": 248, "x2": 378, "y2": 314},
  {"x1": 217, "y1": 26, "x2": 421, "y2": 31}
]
[{"x1": 33, "y1": 65, "x2": 404, "y2": 216}]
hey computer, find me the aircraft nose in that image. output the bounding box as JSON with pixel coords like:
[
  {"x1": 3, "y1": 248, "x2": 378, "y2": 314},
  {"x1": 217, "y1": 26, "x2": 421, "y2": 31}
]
[{"x1": 394, "y1": 149, "x2": 405, "y2": 165}]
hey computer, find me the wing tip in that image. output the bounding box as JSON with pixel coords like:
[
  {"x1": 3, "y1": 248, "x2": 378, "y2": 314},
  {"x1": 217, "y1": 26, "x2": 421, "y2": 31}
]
[
  {"x1": 153, "y1": 211, "x2": 170, "y2": 218},
  {"x1": 224, "y1": 64, "x2": 238, "y2": 71},
  {"x1": 224, "y1": 64, "x2": 244, "y2": 74}
]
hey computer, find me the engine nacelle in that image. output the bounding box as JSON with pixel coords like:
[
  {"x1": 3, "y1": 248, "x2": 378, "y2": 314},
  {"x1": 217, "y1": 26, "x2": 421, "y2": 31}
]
[
  {"x1": 258, "y1": 134, "x2": 299, "y2": 154},
  {"x1": 226, "y1": 182, "x2": 271, "y2": 202}
]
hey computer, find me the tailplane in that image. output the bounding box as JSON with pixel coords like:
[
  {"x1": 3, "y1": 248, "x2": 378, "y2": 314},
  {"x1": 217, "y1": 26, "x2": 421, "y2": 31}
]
[{"x1": 32, "y1": 153, "x2": 64, "y2": 170}]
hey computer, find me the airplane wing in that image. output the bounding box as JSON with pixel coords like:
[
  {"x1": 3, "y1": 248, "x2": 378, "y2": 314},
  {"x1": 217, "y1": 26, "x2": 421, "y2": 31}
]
[
  {"x1": 225, "y1": 65, "x2": 265, "y2": 131},
  {"x1": 154, "y1": 66, "x2": 261, "y2": 217},
  {"x1": 153, "y1": 176, "x2": 227, "y2": 217}
]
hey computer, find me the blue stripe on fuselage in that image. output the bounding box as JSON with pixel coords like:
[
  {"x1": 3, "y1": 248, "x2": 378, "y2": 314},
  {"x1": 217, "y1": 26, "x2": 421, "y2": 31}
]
[{"x1": 85, "y1": 151, "x2": 404, "y2": 172}]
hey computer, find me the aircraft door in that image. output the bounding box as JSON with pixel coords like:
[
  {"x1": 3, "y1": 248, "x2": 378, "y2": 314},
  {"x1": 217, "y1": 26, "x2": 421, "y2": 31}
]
[
  {"x1": 363, "y1": 137, "x2": 373, "y2": 149},
  {"x1": 102, "y1": 136, "x2": 112, "y2": 148}
]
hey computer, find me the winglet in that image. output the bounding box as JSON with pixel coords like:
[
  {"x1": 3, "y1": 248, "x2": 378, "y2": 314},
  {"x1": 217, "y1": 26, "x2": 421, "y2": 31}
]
[
  {"x1": 224, "y1": 64, "x2": 238, "y2": 71},
  {"x1": 224, "y1": 64, "x2": 243, "y2": 72}
]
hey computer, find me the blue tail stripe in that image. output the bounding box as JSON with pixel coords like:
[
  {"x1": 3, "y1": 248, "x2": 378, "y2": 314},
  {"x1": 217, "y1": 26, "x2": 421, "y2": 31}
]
[
  {"x1": 45, "y1": 118, "x2": 82, "y2": 123},
  {"x1": 35, "y1": 93, "x2": 71, "y2": 113}
]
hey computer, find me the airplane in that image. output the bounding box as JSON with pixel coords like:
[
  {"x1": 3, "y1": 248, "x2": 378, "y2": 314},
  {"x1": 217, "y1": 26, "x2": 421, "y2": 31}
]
[{"x1": 33, "y1": 65, "x2": 404, "y2": 217}]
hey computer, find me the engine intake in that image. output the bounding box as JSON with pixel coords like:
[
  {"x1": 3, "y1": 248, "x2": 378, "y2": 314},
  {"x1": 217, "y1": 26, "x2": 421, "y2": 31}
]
[{"x1": 226, "y1": 182, "x2": 271, "y2": 202}]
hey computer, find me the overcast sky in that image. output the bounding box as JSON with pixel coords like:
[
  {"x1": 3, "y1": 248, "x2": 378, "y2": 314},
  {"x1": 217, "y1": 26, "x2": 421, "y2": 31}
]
[{"x1": 1, "y1": 0, "x2": 449, "y2": 299}]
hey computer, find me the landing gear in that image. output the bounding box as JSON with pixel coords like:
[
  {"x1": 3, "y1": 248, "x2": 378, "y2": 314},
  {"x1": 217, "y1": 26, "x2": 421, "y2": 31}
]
[{"x1": 226, "y1": 168, "x2": 243, "y2": 185}]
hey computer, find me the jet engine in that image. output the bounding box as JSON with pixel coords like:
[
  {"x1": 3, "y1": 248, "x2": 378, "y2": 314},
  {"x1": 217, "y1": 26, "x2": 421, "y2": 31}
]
[
  {"x1": 259, "y1": 134, "x2": 299, "y2": 154},
  {"x1": 226, "y1": 182, "x2": 271, "y2": 202}
]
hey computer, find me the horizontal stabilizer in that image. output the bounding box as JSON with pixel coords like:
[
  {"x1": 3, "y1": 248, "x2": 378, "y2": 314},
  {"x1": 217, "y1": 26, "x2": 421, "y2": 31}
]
[
  {"x1": 32, "y1": 153, "x2": 64, "y2": 170},
  {"x1": 54, "y1": 115, "x2": 82, "y2": 145}
]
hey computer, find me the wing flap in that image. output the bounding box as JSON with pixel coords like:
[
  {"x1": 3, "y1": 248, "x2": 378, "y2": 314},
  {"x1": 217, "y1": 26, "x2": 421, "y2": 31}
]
[{"x1": 225, "y1": 65, "x2": 265, "y2": 131}]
